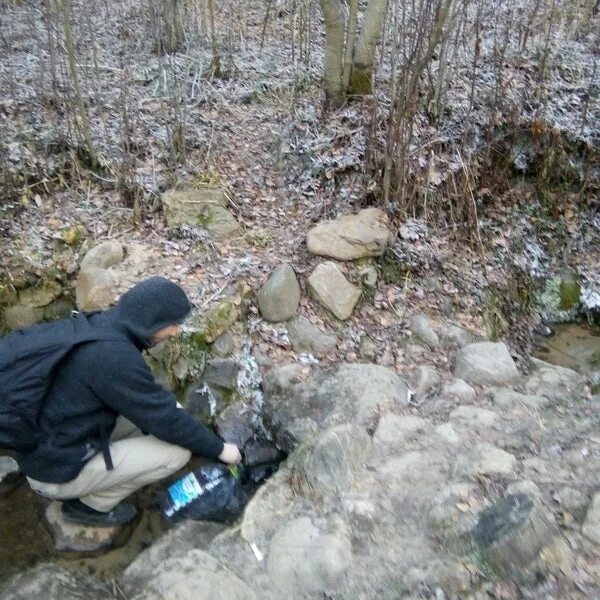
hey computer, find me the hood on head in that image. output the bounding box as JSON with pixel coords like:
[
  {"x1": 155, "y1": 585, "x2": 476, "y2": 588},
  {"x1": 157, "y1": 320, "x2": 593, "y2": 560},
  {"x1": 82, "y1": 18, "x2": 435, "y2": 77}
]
[{"x1": 111, "y1": 277, "x2": 192, "y2": 348}]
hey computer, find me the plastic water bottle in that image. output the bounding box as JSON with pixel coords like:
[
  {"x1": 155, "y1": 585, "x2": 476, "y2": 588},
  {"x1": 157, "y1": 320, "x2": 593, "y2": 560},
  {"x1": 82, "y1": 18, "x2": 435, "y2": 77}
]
[{"x1": 159, "y1": 465, "x2": 242, "y2": 521}]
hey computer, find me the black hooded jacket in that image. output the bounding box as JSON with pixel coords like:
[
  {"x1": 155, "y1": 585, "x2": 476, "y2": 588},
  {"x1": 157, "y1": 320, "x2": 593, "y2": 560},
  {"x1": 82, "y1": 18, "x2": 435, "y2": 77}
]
[{"x1": 16, "y1": 277, "x2": 224, "y2": 484}]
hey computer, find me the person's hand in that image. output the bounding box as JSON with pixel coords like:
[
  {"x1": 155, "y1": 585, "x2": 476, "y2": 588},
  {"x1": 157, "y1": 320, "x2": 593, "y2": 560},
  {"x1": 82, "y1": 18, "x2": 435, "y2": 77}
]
[{"x1": 218, "y1": 443, "x2": 242, "y2": 465}]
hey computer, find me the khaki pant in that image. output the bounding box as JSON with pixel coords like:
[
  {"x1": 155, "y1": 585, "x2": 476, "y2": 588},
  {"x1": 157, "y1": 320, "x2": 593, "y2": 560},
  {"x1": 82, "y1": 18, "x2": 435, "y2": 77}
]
[{"x1": 27, "y1": 417, "x2": 191, "y2": 512}]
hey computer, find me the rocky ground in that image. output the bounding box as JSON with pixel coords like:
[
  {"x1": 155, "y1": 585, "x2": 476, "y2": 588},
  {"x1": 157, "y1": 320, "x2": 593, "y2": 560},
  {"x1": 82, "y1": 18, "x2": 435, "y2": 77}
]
[{"x1": 1, "y1": 0, "x2": 600, "y2": 598}]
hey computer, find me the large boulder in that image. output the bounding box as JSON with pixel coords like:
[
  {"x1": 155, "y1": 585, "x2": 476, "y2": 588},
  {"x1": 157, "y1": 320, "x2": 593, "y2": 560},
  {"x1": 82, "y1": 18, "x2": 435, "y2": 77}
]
[
  {"x1": 257, "y1": 264, "x2": 301, "y2": 322},
  {"x1": 76, "y1": 242, "x2": 152, "y2": 311},
  {"x1": 122, "y1": 548, "x2": 257, "y2": 600},
  {"x1": 524, "y1": 358, "x2": 586, "y2": 401},
  {"x1": 308, "y1": 262, "x2": 361, "y2": 320},
  {"x1": 263, "y1": 363, "x2": 410, "y2": 452},
  {"x1": 0, "y1": 565, "x2": 109, "y2": 600},
  {"x1": 290, "y1": 424, "x2": 372, "y2": 500},
  {"x1": 306, "y1": 208, "x2": 391, "y2": 260},
  {"x1": 454, "y1": 342, "x2": 520, "y2": 386},
  {"x1": 266, "y1": 516, "x2": 353, "y2": 595},
  {"x1": 162, "y1": 186, "x2": 240, "y2": 237}
]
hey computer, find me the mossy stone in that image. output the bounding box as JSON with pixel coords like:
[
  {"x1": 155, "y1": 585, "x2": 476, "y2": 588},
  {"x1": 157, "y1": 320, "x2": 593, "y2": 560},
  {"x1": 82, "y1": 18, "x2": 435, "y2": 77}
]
[{"x1": 559, "y1": 271, "x2": 581, "y2": 310}]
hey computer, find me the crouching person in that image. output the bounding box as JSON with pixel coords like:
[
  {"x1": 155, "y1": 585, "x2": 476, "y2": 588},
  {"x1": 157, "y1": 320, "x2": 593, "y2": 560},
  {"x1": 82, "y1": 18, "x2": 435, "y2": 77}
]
[{"x1": 16, "y1": 277, "x2": 241, "y2": 526}]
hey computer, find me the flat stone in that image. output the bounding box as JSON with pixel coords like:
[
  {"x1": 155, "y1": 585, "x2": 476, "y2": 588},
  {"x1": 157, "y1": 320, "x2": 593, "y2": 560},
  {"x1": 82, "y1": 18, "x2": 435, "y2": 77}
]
[
  {"x1": 162, "y1": 186, "x2": 226, "y2": 226},
  {"x1": 581, "y1": 493, "x2": 600, "y2": 545},
  {"x1": 287, "y1": 316, "x2": 337, "y2": 357},
  {"x1": 455, "y1": 444, "x2": 518, "y2": 479},
  {"x1": 306, "y1": 208, "x2": 391, "y2": 260},
  {"x1": 308, "y1": 262, "x2": 361, "y2": 320},
  {"x1": 3, "y1": 304, "x2": 45, "y2": 330},
  {"x1": 44, "y1": 502, "x2": 130, "y2": 552},
  {"x1": 409, "y1": 313, "x2": 440, "y2": 349},
  {"x1": 455, "y1": 342, "x2": 520, "y2": 386},
  {"x1": 267, "y1": 516, "x2": 352, "y2": 595},
  {"x1": 359, "y1": 336, "x2": 378, "y2": 360},
  {"x1": 443, "y1": 378, "x2": 476, "y2": 402}
]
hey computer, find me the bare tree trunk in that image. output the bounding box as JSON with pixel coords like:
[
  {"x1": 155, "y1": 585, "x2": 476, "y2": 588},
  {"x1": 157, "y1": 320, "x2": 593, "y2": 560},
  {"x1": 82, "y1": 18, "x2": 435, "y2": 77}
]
[
  {"x1": 342, "y1": 0, "x2": 359, "y2": 91},
  {"x1": 319, "y1": 0, "x2": 345, "y2": 106},
  {"x1": 350, "y1": 0, "x2": 389, "y2": 94},
  {"x1": 56, "y1": 0, "x2": 96, "y2": 167}
]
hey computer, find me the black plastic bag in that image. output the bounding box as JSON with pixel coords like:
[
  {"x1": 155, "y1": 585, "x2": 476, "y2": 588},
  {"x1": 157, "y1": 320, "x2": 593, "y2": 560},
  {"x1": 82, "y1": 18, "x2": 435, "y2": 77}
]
[{"x1": 159, "y1": 463, "x2": 248, "y2": 524}]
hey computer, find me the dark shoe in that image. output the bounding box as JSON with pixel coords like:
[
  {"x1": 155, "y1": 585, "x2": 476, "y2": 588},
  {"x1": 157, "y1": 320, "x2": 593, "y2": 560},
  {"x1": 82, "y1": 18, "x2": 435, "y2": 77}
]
[{"x1": 61, "y1": 498, "x2": 137, "y2": 527}]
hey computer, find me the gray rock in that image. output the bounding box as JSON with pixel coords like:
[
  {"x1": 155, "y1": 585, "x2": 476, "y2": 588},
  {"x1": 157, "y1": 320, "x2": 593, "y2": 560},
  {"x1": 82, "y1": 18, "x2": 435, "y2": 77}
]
[
  {"x1": 359, "y1": 336, "x2": 378, "y2": 360},
  {"x1": 306, "y1": 208, "x2": 391, "y2": 260},
  {"x1": 267, "y1": 516, "x2": 352, "y2": 595},
  {"x1": 263, "y1": 363, "x2": 308, "y2": 392},
  {"x1": 358, "y1": 264, "x2": 378, "y2": 287},
  {"x1": 525, "y1": 358, "x2": 585, "y2": 401},
  {"x1": 183, "y1": 381, "x2": 215, "y2": 421},
  {"x1": 454, "y1": 444, "x2": 518, "y2": 479},
  {"x1": 123, "y1": 548, "x2": 256, "y2": 599},
  {"x1": 582, "y1": 493, "x2": 600, "y2": 545},
  {"x1": 80, "y1": 241, "x2": 125, "y2": 271},
  {"x1": 409, "y1": 313, "x2": 440, "y2": 348},
  {"x1": 555, "y1": 487, "x2": 588, "y2": 521},
  {"x1": 308, "y1": 262, "x2": 361, "y2": 320},
  {"x1": 291, "y1": 424, "x2": 371, "y2": 500},
  {"x1": 377, "y1": 450, "x2": 449, "y2": 487},
  {"x1": 214, "y1": 401, "x2": 254, "y2": 448},
  {"x1": 492, "y1": 388, "x2": 549, "y2": 410},
  {"x1": 212, "y1": 331, "x2": 235, "y2": 357},
  {"x1": 257, "y1": 264, "x2": 301, "y2": 323},
  {"x1": 44, "y1": 501, "x2": 131, "y2": 552},
  {"x1": 373, "y1": 414, "x2": 429, "y2": 449},
  {"x1": 442, "y1": 325, "x2": 473, "y2": 348},
  {"x1": 0, "y1": 456, "x2": 21, "y2": 496},
  {"x1": 162, "y1": 187, "x2": 240, "y2": 237},
  {"x1": 287, "y1": 316, "x2": 337, "y2": 357},
  {"x1": 0, "y1": 565, "x2": 109, "y2": 600},
  {"x1": 241, "y1": 468, "x2": 296, "y2": 543},
  {"x1": 428, "y1": 483, "x2": 482, "y2": 530},
  {"x1": 44, "y1": 297, "x2": 75, "y2": 321},
  {"x1": 435, "y1": 422, "x2": 461, "y2": 445},
  {"x1": 75, "y1": 266, "x2": 117, "y2": 311},
  {"x1": 18, "y1": 280, "x2": 62, "y2": 308},
  {"x1": 505, "y1": 480, "x2": 543, "y2": 501},
  {"x1": 203, "y1": 359, "x2": 240, "y2": 391},
  {"x1": 3, "y1": 304, "x2": 44, "y2": 330},
  {"x1": 455, "y1": 342, "x2": 520, "y2": 386},
  {"x1": 121, "y1": 521, "x2": 226, "y2": 588},
  {"x1": 411, "y1": 365, "x2": 441, "y2": 396},
  {"x1": 450, "y1": 406, "x2": 500, "y2": 430},
  {"x1": 263, "y1": 363, "x2": 410, "y2": 452},
  {"x1": 443, "y1": 378, "x2": 476, "y2": 402}
]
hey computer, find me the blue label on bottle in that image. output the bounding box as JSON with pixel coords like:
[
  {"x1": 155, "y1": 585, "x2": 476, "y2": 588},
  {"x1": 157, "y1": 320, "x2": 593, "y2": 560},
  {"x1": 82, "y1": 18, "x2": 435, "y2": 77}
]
[{"x1": 167, "y1": 472, "x2": 203, "y2": 514}]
